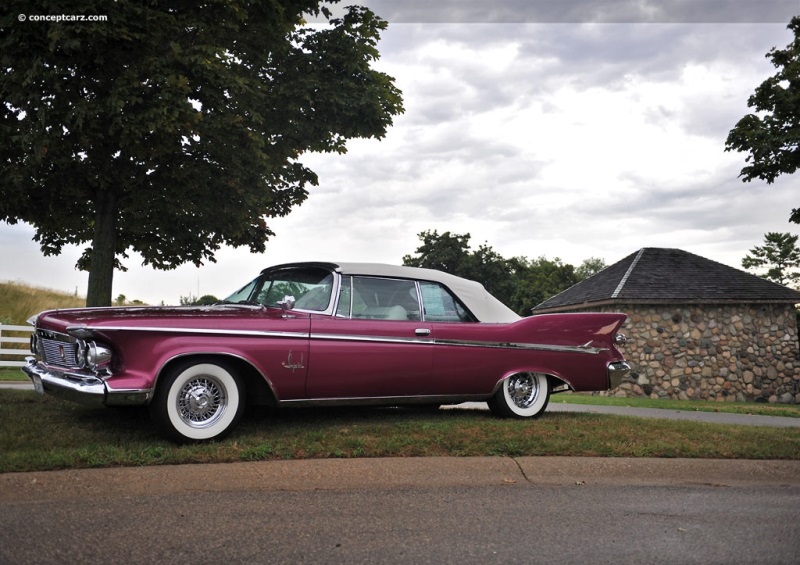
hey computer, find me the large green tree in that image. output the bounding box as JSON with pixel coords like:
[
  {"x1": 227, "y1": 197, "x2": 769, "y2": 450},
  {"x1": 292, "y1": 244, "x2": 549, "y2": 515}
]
[
  {"x1": 402, "y1": 230, "x2": 519, "y2": 308},
  {"x1": 0, "y1": 1, "x2": 403, "y2": 305},
  {"x1": 575, "y1": 256, "x2": 607, "y2": 280},
  {"x1": 402, "y1": 230, "x2": 474, "y2": 276},
  {"x1": 402, "y1": 230, "x2": 593, "y2": 315},
  {"x1": 725, "y1": 15, "x2": 799, "y2": 224},
  {"x1": 510, "y1": 257, "x2": 578, "y2": 315},
  {"x1": 742, "y1": 232, "x2": 800, "y2": 287}
]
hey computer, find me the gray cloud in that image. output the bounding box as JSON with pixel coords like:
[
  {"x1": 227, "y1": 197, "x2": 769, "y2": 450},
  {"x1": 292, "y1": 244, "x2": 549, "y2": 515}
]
[
  {"x1": 319, "y1": 1, "x2": 798, "y2": 23},
  {"x1": 311, "y1": 20, "x2": 792, "y2": 247}
]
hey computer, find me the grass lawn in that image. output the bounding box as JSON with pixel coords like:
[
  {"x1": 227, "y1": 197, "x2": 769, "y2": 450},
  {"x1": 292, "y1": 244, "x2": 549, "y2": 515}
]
[
  {"x1": 1, "y1": 389, "x2": 799, "y2": 474},
  {"x1": 0, "y1": 368, "x2": 26, "y2": 381}
]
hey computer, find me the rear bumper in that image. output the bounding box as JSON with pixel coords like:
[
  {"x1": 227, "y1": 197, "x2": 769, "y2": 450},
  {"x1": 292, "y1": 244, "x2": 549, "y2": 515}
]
[
  {"x1": 22, "y1": 357, "x2": 150, "y2": 407},
  {"x1": 607, "y1": 361, "x2": 631, "y2": 389}
]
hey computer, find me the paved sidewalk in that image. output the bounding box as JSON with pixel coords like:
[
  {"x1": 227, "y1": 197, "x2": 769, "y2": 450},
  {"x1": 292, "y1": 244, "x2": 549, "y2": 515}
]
[
  {"x1": 0, "y1": 382, "x2": 33, "y2": 390},
  {"x1": 548, "y1": 401, "x2": 800, "y2": 428},
  {"x1": 452, "y1": 400, "x2": 800, "y2": 428},
  {"x1": 2, "y1": 457, "x2": 800, "y2": 503}
]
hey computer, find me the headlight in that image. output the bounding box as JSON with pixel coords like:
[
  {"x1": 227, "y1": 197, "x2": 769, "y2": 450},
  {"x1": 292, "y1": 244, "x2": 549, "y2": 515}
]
[
  {"x1": 75, "y1": 339, "x2": 88, "y2": 368},
  {"x1": 86, "y1": 342, "x2": 112, "y2": 371}
]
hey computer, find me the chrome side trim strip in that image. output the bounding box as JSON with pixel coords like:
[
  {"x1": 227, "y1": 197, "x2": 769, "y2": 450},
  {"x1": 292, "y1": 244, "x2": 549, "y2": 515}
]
[
  {"x1": 280, "y1": 393, "x2": 490, "y2": 408},
  {"x1": 311, "y1": 332, "x2": 435, "y2": 345},
  {"x1": 312, "y1": 333, "x2": 605, "y2": 353},
  {"x1": 74, "y1": 326, "x2": 605, "y2": 354},
  {"x1": 78, "y1": 325, "x2": 309, "y2": 340},
  {"x1": 433, "y1": 339, "x2": 607, "y2": 355}
]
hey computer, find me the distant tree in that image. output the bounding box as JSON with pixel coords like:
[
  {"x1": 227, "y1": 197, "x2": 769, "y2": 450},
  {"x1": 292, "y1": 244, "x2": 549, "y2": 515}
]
[
  {"x1": 0, "y1": 1, "x2": 403, "y2": 306},
  {"x1": 180, "y1": 294, "x2": 219, "y2": 306},
  {"x1": 725, "y1": 16, "x2": 799, "y2": 224},
  {"x1": 402, "y1": 231, "x2": 608, "y2": 315},
  {"x1": 468, "y1": 243, "x2": 521, "y2": 308},
  {"x1": 402, "y1": 230, "x2": 518, "y2": 307},
  {"x1": 114, "y1": 293, "x2": 145, "y2": 306},
  {"x1": 511, "y1": 257, "x2": 578, "y2": 315},
  {"x1": 575, "y1": 257, "x2": 607, "y2": 280},
  {"x1": 402, "y1": 230, "x2": 474, "y2": 275},
  {"x1": 742, "y1": 232, "x2": 800, "y2": 287}
]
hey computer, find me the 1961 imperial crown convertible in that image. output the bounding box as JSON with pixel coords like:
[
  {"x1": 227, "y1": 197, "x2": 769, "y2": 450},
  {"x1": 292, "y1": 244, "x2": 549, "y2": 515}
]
[{"x1": 23, "y1": 262, "x2": 630, "y2": 442}]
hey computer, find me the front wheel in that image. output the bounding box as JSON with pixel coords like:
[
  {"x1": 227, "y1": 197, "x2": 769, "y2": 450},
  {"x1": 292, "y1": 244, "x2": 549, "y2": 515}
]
[
  {"x1": 488, "y1": 372, "x2": 550, "y2": 418},
  {"x1": 151, "y1": 361, "x2": 245, "y2": 443}
]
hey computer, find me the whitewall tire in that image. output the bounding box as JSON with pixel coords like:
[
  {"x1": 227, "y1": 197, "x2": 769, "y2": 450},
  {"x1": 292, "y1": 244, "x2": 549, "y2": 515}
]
[
  {"x1": 488, "y1": 372, "x2": 551, "y2": 419},
  {"x1": 152, "y1": 361, "x2": 244, "y2": 442}
]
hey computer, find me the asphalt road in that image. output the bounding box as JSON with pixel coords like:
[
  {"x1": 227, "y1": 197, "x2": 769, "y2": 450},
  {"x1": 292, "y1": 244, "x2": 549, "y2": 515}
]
[{"x1": 2, "y1": 457, "x2": 799, "y2": 564}]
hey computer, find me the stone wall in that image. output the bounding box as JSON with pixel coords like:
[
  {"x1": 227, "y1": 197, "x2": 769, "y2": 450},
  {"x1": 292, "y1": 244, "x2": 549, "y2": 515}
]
[{"x1": 586, "y1": 303, "x2": 800, "y2": 404}]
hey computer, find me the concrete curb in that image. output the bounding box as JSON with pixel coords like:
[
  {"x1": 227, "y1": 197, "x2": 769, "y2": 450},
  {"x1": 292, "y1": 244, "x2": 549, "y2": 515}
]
[{"x1": 2, "y1": 457, "x2": 799, "y2": 503}]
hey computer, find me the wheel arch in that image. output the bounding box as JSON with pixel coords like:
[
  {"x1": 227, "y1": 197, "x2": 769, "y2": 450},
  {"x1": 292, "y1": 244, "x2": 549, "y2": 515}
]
[
  {"x1": 153, "y1": 353, "x2": 278, "y2": 408},
  {"x1": 491, "y1": 368, "x2": 572, "y2": 396}
]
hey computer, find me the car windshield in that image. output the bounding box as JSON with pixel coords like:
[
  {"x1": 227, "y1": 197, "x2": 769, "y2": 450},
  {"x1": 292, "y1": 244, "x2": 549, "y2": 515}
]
[{"x1": 223, "y1": 267, "x2": 334, "y2": 311}]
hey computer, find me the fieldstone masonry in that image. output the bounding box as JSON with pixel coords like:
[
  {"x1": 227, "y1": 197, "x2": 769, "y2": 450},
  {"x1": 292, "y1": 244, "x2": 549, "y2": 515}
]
[{"x1": 588, "y1": 303, "x2": 800, "y2": 403}]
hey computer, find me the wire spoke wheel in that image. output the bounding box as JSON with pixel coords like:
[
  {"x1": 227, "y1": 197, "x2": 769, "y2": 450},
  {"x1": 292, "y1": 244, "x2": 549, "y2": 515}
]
[
  {"x1": 507, "y1": 373, "x2": 539, "y2": 409},
  {"x1": 488, "y1": 372, "x2": 551, "y2": 419},
  {"x1": 177, "y1": 376, "x2": 226, "y2": 427},
  {"x1": 152, "y1": 361, "x2": 244, "y2": 442}
]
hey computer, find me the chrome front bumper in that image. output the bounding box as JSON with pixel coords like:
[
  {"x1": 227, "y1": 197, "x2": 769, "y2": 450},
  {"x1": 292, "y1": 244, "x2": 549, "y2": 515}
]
[
  {"x1": 607, "y1": 361, "x2": 632, "y2": 389},
  {"x1": 22, "y1": 357, "x2": 150, "y2": 407}
]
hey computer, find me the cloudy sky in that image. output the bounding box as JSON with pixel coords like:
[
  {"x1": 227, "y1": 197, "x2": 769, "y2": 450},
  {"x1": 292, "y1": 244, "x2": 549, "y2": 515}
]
[{"x1": 1, "y1": 1, "x2": 798, "y2": 305}]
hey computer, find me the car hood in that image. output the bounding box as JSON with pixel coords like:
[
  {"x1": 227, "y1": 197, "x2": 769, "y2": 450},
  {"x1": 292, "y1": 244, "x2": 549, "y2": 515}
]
[{"x1": 32, "y1": 304, "x2": 284, "y2": 333}]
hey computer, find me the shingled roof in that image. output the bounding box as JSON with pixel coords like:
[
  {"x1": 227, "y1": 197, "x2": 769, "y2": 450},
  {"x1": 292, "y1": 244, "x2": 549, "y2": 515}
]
[{"x1": 533, "y1": 247, "x2": 800, "y2": 313}]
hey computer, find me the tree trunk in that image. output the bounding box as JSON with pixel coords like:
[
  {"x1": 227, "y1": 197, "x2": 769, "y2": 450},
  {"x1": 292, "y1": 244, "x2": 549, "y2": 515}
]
[{"x1": 86, "y1": 190, "x2": 118, "y2": 307}]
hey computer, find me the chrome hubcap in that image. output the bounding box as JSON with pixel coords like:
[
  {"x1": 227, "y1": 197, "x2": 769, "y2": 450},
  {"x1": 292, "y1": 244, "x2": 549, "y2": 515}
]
[
  {"x1": 177, "y1": 377, "x2": 226, "y2": 427},
  {"x1": 508, "y1": 373, "x2": 538, "y2": 408}
]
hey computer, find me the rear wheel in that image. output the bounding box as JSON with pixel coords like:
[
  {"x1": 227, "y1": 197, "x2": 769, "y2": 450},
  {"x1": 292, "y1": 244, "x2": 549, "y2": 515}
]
[
  {"x1": 488, "y1": 372, "x2": 550, "y2": 418},
  {"x1": 151, "y1": 360, "x2": 245, "y2": 443}
]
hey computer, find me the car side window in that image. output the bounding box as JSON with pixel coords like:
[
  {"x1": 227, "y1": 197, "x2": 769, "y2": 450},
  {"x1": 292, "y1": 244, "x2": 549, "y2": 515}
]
[
  {"x1": 345, "y1": 277, "x2": 420, "y2": 321},
  {"x1": 419, "y1": 282, "x2": 476, "y2": 322},
  {"x1": 225, "y1": 279, "x2": 258, "y2": 304},
  {"x1": 336, "y1": 276, "x2": 352, "y2": 318},
  {"x1": 253, "y1": 267, "x2": 334, "y2": 311}
]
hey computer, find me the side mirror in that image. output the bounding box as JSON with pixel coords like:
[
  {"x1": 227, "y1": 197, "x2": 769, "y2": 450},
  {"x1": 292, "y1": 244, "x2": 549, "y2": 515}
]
[{"x1": 278, "y1": 295, "x2": 295, "y2": 311}]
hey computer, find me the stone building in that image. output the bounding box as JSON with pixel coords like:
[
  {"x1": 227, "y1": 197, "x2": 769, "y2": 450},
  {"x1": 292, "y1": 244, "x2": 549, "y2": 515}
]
[{"x1": 533, "y1": 248, "x2": 800, "y2": 403}]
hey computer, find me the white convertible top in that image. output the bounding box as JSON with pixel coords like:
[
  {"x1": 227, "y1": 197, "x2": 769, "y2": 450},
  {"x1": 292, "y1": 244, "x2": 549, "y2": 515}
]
[{"x1": 273, "y1": 261, "x2": 522, "y2": 323}]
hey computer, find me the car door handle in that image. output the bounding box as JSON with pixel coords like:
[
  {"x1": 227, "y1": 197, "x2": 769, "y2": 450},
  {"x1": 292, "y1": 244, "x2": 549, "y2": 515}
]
[{"x1": 415, "y1": 328, "x2": 431, "y2": 336}]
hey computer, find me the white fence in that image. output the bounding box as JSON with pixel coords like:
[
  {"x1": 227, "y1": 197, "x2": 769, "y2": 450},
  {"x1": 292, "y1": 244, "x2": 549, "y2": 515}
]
[{"x1": 0, "y1": 325, "x2": 33, "y2": 368}]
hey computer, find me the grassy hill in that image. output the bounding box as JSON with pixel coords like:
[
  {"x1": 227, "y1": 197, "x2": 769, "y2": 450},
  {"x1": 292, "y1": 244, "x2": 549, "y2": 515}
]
[{"x1": 0, "y1": 281, "x2": 86, "y2": 325}]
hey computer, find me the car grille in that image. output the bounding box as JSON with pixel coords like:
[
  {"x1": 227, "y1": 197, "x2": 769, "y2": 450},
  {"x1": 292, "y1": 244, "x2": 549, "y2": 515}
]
[{"x1": 37, "y1": 331, "x2": 80, "y2": 369}]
